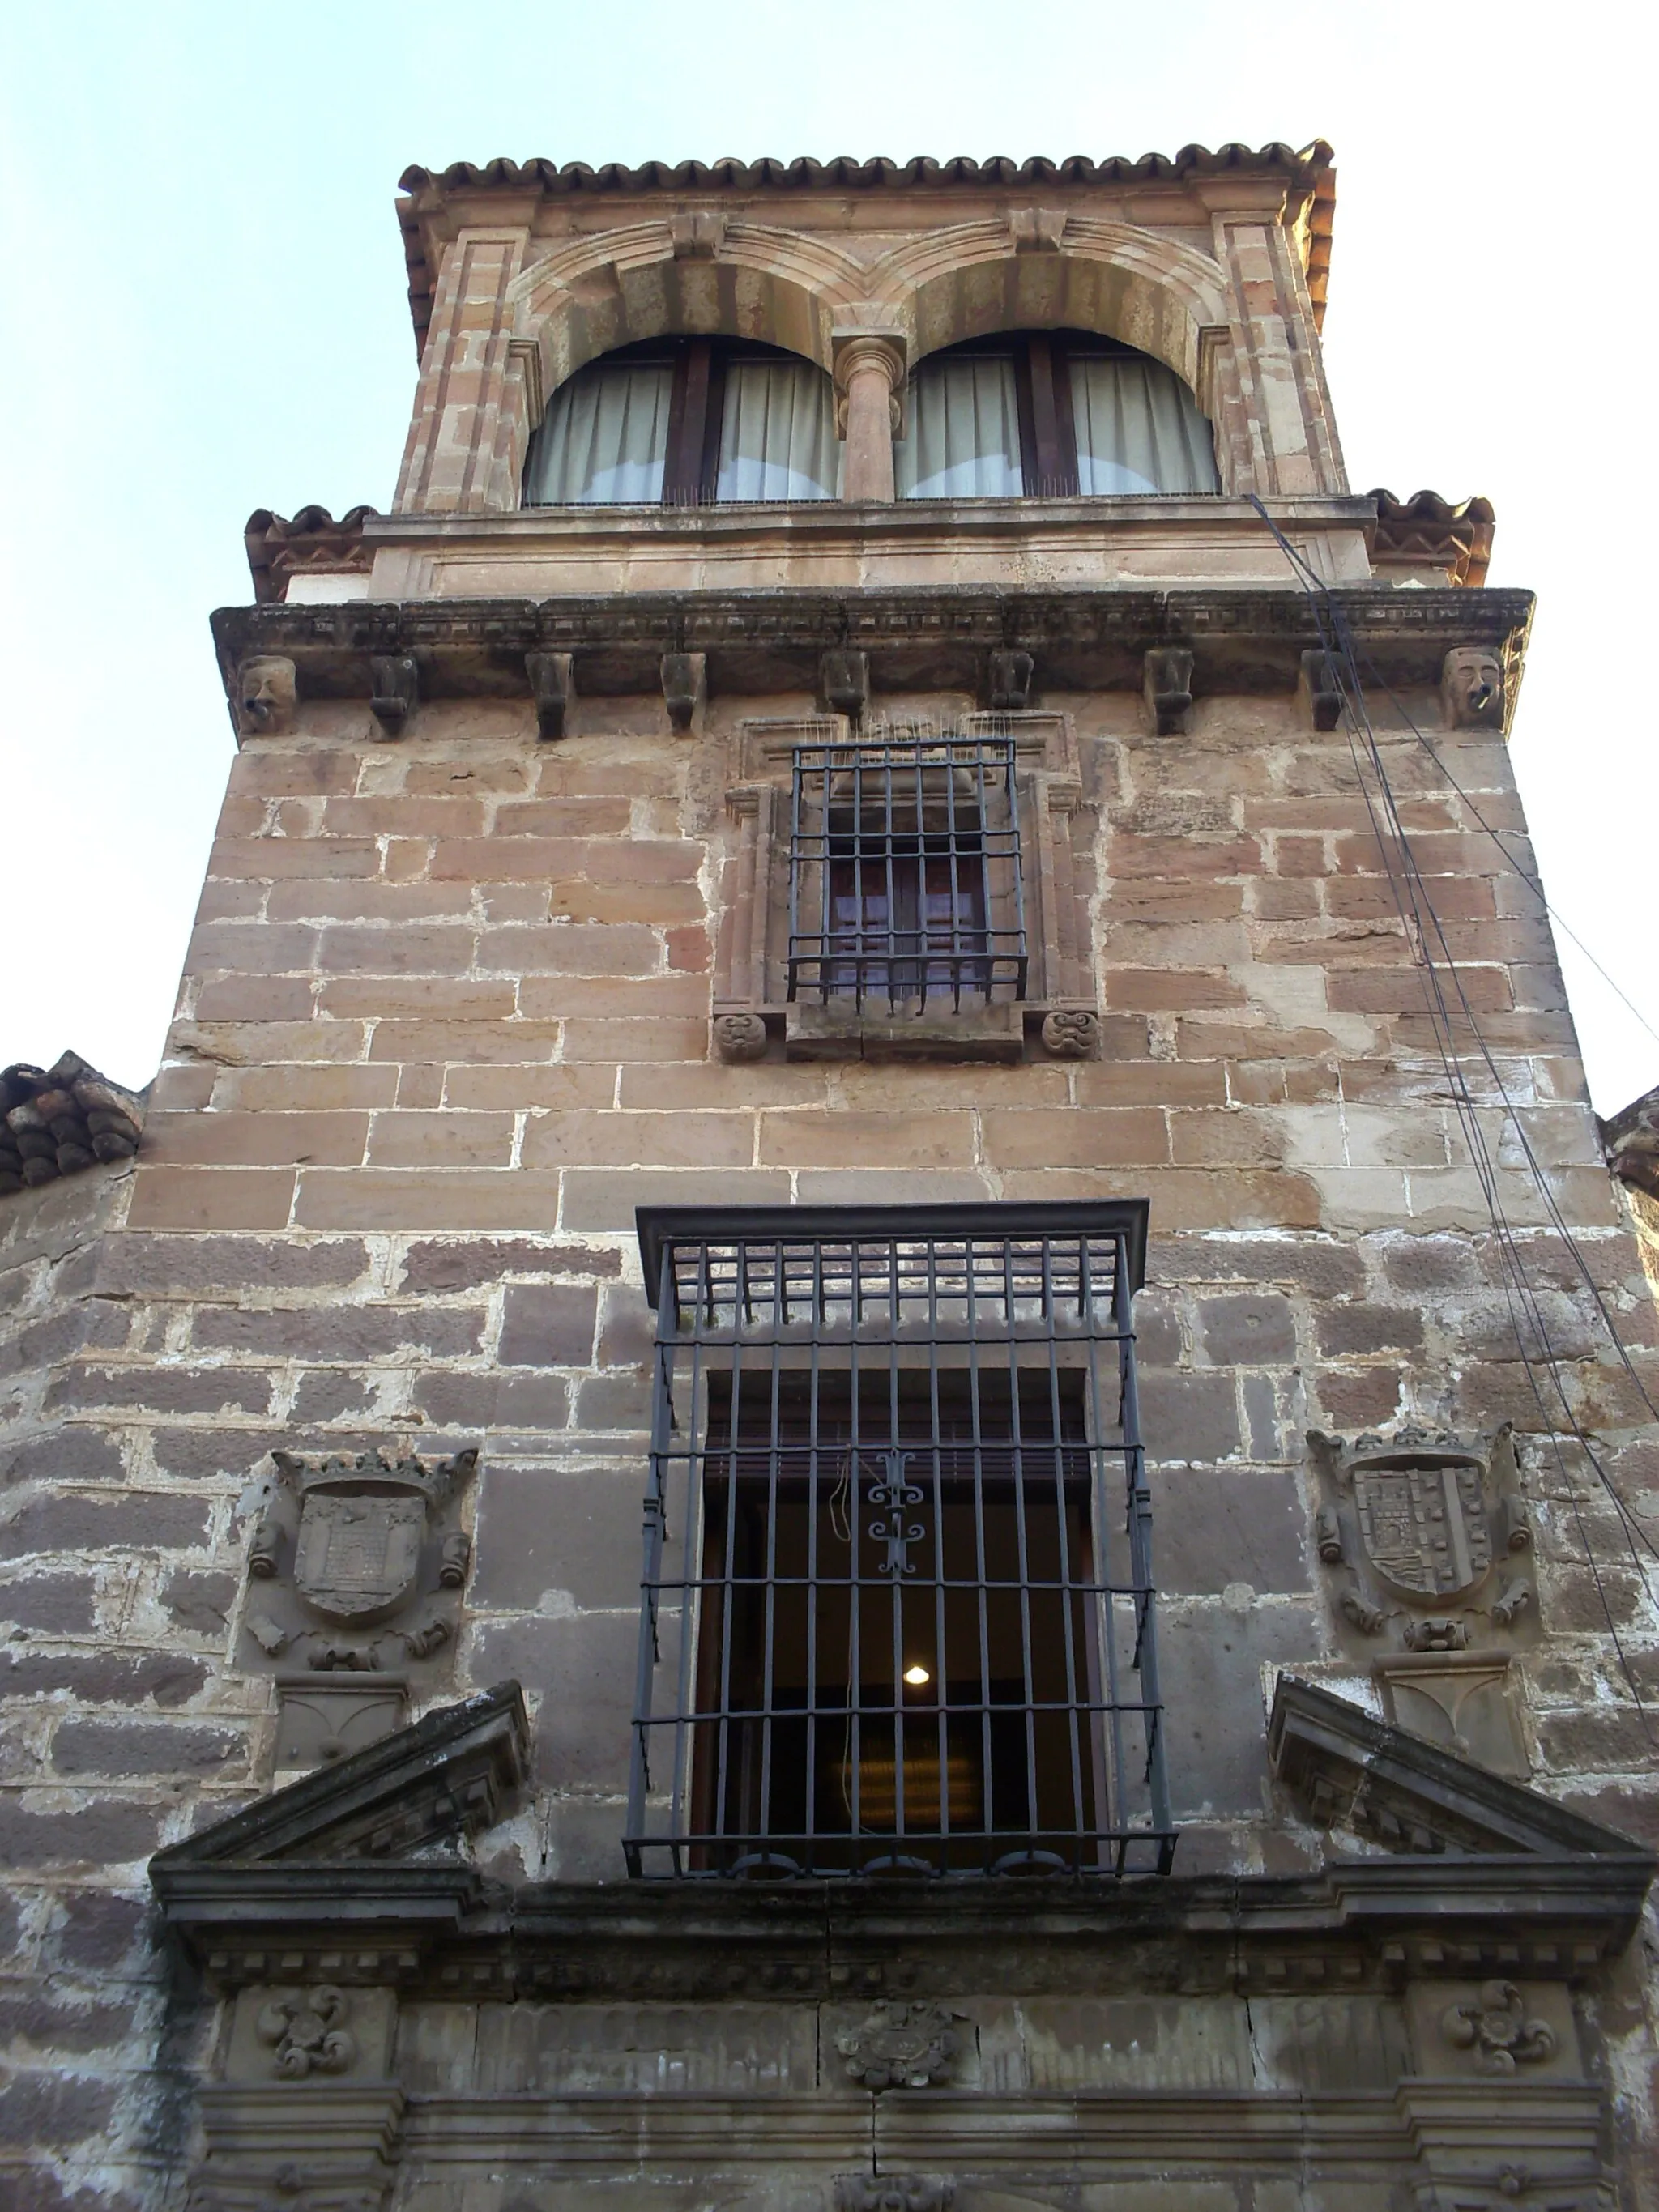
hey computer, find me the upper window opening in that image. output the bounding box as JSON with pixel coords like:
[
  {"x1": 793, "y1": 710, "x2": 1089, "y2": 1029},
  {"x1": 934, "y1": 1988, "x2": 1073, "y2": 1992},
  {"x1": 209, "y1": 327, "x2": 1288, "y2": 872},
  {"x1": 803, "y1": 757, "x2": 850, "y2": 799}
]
[
  {"x1": 896, "y1": 330, "x2": 1220, "y2": 501},
  {"x1": 787, "y1": 731, "x2": 1028, "y2": 1014},
  {"x1": 524, "y1": 338, "x2": 842, "y2": 508}
]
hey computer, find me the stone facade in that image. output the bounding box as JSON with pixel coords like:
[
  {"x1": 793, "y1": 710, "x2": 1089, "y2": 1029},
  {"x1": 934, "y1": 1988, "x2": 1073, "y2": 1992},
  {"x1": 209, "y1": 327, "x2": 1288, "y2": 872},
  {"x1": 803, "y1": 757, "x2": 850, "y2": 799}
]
[{"x1": 2, "y1": 142, "x2": 1657, "y2": 2212}]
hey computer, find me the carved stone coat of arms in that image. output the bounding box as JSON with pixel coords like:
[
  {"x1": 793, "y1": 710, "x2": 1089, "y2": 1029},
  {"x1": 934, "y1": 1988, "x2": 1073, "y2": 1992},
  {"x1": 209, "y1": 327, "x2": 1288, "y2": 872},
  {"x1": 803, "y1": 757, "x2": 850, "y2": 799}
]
[{"x1": 237, "y1": 1448, "x2": 479, "y2": 1765}]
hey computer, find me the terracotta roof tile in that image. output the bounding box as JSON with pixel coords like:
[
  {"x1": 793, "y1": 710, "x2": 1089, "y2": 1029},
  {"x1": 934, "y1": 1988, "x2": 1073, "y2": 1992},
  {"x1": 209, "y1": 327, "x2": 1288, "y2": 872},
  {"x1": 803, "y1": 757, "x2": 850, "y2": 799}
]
[{"x1": 1, "y1": 1052, "x2": 146, "y2": 1197}]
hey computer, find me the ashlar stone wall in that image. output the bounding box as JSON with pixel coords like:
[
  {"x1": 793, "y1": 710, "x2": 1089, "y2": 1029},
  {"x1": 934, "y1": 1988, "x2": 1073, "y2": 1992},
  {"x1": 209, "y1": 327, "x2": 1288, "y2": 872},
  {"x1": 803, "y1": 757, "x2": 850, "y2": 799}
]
[{"x1": 4, "y1": 676, "x2": 1658, "y2": 2205}]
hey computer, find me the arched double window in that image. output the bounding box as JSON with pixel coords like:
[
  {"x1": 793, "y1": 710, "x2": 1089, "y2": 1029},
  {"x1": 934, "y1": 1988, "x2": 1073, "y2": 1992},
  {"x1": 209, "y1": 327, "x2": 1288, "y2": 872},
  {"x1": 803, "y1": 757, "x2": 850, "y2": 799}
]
[
  {"x1": 896, "y1": 330, "x2": 1220, "y2": 500},
  {"x1": 524, "y1": 338, "x2": 842, "y2": 506}
]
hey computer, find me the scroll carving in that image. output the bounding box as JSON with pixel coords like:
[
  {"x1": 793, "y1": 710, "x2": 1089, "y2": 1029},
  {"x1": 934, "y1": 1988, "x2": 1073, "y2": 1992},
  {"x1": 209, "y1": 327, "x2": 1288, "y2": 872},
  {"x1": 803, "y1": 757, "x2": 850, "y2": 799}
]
[{"x1": 836, "y1": 2001, "x2": 960, "y2": 2091}]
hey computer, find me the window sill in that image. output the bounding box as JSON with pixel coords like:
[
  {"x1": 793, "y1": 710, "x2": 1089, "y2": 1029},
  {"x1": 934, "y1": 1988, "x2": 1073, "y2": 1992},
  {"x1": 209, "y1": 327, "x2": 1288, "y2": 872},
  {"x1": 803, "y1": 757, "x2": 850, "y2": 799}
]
[{"x1": 785, "y1": 1000, "x2": 1027, "y2": 1064}]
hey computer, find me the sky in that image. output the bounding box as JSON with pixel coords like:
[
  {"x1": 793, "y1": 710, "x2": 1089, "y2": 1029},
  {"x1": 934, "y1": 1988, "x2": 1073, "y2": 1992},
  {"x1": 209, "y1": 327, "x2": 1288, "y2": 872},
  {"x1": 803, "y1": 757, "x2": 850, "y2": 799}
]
[{"x1": 2, "y1": 1, "x2": 1654, "y2": 1110}]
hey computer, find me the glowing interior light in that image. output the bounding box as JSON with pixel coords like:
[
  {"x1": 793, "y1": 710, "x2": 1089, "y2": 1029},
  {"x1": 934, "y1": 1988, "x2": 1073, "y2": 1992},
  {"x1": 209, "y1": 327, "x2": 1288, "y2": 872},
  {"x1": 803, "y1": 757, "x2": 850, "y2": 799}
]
[{"x1": 903, "y1": 1664, "x2": 932, "y2": 1686}]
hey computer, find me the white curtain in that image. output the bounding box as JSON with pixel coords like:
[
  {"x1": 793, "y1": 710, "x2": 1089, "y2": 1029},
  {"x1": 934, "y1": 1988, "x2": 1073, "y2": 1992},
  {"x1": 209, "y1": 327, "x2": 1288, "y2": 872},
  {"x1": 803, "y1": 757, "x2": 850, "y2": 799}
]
[
  {"x1": 896, "y1": 358, "x2": 1023, "y2": 498},
  {"x1": 523, "y1": 363, "x2": 673, "y2": 505},
  {"x1": 717, "y1": 360, "x2": 841, "y2": 500},
  {"x1": 1069, "y1": 357, "x2": 1220, "y2": 495}
]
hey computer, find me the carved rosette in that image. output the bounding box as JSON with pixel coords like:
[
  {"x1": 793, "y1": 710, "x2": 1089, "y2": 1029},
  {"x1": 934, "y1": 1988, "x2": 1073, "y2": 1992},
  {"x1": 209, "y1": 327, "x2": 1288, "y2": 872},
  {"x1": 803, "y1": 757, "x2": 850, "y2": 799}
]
[
  {"x1": 1439, "y1": 1981, "x2": 1558, "y2": 2076},
  {"x1": 836, "y1": 2001, "x2": 960, "y2": 2091},
  {"x1": 257, "y1": 1988, "x2": 356, "y2": 2080}
]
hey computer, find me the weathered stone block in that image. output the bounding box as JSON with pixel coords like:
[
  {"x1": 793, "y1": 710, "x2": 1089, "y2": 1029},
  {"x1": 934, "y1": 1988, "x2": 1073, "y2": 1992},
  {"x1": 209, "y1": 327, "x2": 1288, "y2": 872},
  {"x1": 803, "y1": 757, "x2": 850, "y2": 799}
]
[
  {"x1": 498, "y1": 1283, "x2": 599, "y2": 1368},
  {"x1": 1154, "y1": 1469, "x2": 1311, "y2": 1595},
  {"x1": 0, "y1": 1494, "x2": 211, "y2": 1558},
  {"x1": 1196, "y1": 1294, "x2": 1296, "y2": 1365}
]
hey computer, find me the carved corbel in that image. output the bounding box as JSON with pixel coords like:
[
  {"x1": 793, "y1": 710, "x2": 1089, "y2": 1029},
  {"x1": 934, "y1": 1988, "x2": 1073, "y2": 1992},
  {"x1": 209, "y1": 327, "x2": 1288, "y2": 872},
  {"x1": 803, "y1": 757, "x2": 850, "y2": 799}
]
[
  {"x1": 821, "y1": 650, "x2": 870, "y2": 721},
  {"x1": 369, "y1": 656, "x2": 419, "y2": 738},
  {"x1": 527, "y1": 650, "x2": 575, "y2": 741},
  {"x1": 835, "y1": 2182, "x2": 955, "y2": 2212},
  {"x1": 1298, "y1": 647, "x2": 1347, "y2": 731},
  {"x1": 1143, "y1": 649, "x2": 1194, "y2": 736},
  {"x1": 234, "y1": 655, "x2": 298, "y2": 740},
  {"x1": 1009, "y1": 206, "x2": 1068, "y2": 253},
  {"x1": 1039, "y1": 1009, "x2": 1100, "y2": 1060},
  {"x1": 661, "y1": 651, "x2": 706, "y2": 735},
  {"x1": 714, "y1": 1012, "x2": 768, "y2": 1063},
  {"x1": 1441, "y1": 646, "x2": 1505, "y2": 731},
  {"x1": 987, "y1": 650, "x2": 1034, "y2": 712},
  {"x1": 669, "y1": 210, "x2": 727, "y2": 259}
]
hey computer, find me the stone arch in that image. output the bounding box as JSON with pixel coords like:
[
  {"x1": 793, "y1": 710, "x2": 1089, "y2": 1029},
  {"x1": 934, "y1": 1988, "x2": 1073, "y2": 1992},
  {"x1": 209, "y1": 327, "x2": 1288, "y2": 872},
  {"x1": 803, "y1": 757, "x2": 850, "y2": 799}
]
[
  {"x1": 870, "y1": 222, "x2": 1230, "y2": 398},
  {"x1": 509, "y1": 227, "x2": 855, "y2": 414}
]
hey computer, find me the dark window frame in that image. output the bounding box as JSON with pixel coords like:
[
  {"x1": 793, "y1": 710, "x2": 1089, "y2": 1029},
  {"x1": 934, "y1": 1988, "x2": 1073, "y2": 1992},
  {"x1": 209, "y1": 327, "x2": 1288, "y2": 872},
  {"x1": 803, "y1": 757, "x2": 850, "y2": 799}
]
[
  {"x1": 625, "y1": 1202, "x2": 1172, "y2": 1882},
  {"x1": 908, "y1": 329, "x2": 1201, "y2": 500},
  {"x1": 785, "y1": 731, "x2": 1030, "y2": 1013},
  {"x1": 525, "y1": 335, "x2": 830, "y2": 509}
]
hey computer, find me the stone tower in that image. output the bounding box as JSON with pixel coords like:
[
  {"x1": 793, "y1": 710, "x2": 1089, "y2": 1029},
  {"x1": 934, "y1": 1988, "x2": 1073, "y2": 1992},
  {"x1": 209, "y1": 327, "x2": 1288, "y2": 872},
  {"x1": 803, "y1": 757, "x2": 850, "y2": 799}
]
[{"x1": 2, "y1": 143, "x2": 1657, "y2": 2211}]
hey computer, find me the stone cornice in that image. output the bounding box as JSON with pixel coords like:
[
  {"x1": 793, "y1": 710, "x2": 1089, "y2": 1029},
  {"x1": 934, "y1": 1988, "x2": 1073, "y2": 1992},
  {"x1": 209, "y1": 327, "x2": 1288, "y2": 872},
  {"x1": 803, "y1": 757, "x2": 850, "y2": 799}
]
[
  {"x1": 152, "y1": 1852, "x2": 1654, "y2": 1997},
  {"x1": 211, "y1": 583, "x2": 1533, "y2": 726},
  {"x1": 396, "y1": 144, "x2": 1337, "y2": 347}
]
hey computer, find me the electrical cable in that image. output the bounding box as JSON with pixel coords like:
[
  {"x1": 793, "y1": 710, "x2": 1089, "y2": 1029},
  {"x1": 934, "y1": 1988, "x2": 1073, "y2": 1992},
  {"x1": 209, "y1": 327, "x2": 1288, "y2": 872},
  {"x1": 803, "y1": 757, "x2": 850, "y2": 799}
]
[{"x1": 1247, "y1": 498, "x2": 1658, "y2": 1745}]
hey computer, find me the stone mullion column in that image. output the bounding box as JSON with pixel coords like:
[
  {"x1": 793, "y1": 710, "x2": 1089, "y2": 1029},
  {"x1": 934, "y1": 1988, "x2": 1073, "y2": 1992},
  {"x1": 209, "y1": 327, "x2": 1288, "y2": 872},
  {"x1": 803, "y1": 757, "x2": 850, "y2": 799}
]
[
  {"x1": 394, "y1": 227, "x2": 530, "y2": 515},
  {"x1": 1195, "y1": 184, "x2": 1346, "y2": 498},
  {"x1": 832, "y1": 328, "x2": 908, "y2": 503}
]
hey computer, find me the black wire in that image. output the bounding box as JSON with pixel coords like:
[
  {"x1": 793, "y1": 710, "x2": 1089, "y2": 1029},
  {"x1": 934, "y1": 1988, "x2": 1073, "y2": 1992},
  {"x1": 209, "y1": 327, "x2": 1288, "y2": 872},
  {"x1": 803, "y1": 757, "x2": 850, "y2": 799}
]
[{"x1": 1248, "y1": 497, "x2": 1658, "y2": 1745}]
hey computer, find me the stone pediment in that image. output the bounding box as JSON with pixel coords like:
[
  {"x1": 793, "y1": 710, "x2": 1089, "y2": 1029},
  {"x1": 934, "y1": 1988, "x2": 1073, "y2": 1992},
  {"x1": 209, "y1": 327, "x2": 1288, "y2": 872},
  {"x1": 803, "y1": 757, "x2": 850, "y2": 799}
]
[
  {"x1": 151, "y1": 1681, "x2": 527, "y2": 1878},
  {"x1": 1269, "y1": 1675, "x2": 1649, "y2": 1862}
]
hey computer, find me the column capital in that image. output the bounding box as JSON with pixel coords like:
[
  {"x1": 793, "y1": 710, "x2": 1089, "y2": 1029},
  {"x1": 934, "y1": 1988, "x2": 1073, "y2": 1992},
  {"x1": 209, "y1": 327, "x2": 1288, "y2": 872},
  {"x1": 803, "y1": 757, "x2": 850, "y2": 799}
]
[{"x1": 830, "y1": 328, "x2": 909, "y2": 438}]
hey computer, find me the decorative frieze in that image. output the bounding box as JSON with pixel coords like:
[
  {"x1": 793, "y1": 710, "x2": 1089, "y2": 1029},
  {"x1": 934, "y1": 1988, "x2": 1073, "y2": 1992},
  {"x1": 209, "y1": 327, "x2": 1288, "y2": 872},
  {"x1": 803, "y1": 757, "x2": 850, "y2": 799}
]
[{"x1": 210, "y1": 586, "x2": 1535, "y2": 718}]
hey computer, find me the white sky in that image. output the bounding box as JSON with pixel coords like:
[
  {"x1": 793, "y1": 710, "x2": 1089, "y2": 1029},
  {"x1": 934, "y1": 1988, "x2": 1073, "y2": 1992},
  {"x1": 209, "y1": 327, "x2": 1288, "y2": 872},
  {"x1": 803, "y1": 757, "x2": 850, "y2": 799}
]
[{"x1": 3, "y1": 1, "x2": 1653, "y2": 1110}]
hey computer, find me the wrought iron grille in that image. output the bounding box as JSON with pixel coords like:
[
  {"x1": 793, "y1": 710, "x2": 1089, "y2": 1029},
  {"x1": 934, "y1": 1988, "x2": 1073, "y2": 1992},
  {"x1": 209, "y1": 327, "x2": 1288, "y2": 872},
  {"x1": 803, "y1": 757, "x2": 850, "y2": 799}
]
[
  {"x1": 786, "y1": 730, "x2": 1028, "y2": 1011},
  {"x1": 626, "y1": 1203, "x2": 1172, "y2": 1880}
]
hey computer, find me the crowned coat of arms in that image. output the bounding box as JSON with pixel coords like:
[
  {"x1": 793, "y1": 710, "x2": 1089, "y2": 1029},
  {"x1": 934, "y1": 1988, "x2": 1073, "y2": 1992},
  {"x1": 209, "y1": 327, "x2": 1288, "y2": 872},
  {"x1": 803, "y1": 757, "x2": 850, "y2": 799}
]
[{"x1": 1308, "y1": 1425, "x2": 1535, "y2": 1652}]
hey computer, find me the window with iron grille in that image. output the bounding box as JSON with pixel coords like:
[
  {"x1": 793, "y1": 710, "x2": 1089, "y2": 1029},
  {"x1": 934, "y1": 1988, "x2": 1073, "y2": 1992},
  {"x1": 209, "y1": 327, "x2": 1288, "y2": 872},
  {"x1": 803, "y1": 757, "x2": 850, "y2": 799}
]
[
  {"x1": 626, "y1": 1204, "x2": 1172, "y2": 1880},
  {"x1": 787, "y1": 732, "x2": 1028, "y2": 1013}
]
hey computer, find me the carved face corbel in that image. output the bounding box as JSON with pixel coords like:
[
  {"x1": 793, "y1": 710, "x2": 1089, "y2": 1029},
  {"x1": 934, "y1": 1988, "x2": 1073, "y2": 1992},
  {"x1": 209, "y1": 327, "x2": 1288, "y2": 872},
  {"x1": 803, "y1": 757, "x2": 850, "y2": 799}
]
[
  {"x1": 1441, "y1": 646, "x2": 1505, "y2": 731},
  {"x1": 235, "y1": 655, "x2": 298, "y2": 739}
]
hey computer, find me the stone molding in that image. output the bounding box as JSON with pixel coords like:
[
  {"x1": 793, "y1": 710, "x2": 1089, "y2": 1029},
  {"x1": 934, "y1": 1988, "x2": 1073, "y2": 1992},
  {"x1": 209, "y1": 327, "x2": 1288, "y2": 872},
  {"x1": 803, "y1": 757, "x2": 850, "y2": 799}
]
[
  {"x1": 211, "y1": 584, "x2": 1534, "y2": 729},
  {"x1": 1267, "y1": 1675, "x2": 1649, "y2": 1866}
]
